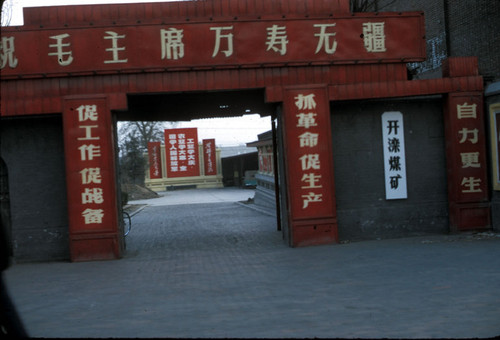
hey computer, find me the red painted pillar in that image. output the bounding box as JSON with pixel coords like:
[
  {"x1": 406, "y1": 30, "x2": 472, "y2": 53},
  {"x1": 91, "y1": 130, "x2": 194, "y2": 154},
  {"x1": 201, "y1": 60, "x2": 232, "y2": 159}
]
[
  {"x1": 203, "y1": 139, "x2": 217, "y2": 176},
  {"x1": 444, "y1": 92, "x2": 491, "y2": 232},
  {"x1": 282, "y1": 86, "x2": 338, "y2": 246},
  {"x1": 63, "y1": 96, "x2": 122, "y2": 261},
  {"x1": 442, "y1": 57, "x2": 490, "y2": 232}
]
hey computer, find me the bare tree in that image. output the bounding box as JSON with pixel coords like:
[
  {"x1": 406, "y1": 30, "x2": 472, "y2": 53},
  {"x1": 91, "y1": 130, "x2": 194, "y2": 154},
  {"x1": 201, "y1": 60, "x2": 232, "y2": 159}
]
[
  {"x1": 351, "y1": 0, "x2": 376, "y2": 12},
  {"x1": 118, "y1": 121, "x2": 168, "y2": 153},
  {"x1": 118, "y1": 121, "x2": 178, "y2": 185},
  {"x1": 351, "y1": 0, "x2": 397, "y2": 12}
]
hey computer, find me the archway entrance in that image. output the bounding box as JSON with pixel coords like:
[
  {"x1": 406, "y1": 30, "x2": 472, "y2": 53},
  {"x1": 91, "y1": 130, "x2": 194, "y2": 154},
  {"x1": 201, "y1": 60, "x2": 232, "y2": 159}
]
[
  {"x1": 115, "y1": 90, "x2": 281, "y2": 257},
  {"x1": 117, "y1": 90, "x2": 276, "y2": 200}
]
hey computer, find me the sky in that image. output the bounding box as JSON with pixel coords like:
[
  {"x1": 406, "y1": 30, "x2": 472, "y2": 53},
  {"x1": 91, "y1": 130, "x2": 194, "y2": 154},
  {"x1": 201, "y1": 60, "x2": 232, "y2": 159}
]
[
  {"x1": 3, "y1": 0, "x2": 176, "y2": 26},
  {"x1": 2, "y1": 0, "x2": 272, "y2": 147}
]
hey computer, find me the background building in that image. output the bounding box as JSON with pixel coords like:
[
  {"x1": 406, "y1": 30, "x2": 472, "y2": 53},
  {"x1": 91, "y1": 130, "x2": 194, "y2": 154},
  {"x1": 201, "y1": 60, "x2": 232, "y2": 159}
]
[
  {"x1": 357, "y1": 0, "x2": 499, "y2": 83},
  {"x1": 247, "y1": 131, "x2": 277, "y2": 216}
]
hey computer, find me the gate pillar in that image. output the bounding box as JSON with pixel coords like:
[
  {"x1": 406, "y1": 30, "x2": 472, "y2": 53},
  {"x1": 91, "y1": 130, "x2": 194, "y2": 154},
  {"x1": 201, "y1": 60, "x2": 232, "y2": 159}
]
[
  {"x1": 444, "y1": 91, "x2": 491, "y2": 232},
  {"x1": 442, "y1": 58, "x2": 491, "y2": 231},
  {"x1": 281, "y1": 86, "x2": 338, "y2": 246},
  {"x1": 63, "y1": 96, "x2": 122, "y2": 261}
]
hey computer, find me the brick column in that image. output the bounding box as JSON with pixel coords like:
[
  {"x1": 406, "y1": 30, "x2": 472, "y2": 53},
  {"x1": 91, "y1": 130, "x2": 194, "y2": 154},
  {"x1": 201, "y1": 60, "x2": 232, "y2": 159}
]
[{"x1": 282, "y1": 86, "x2": 338, "y2": 246}]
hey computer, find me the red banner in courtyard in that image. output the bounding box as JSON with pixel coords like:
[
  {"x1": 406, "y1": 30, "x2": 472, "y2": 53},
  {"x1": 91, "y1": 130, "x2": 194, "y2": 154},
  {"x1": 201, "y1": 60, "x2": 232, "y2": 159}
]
[
  {"x1": 203, "y1": 139, "x2": 217, "y2": 176},
  {"x1": 165, "y1": 128, "x2": 200, "y2": 178},
  {"x1": 148, "y1": 142, "x2": 162, "y2": 179}
]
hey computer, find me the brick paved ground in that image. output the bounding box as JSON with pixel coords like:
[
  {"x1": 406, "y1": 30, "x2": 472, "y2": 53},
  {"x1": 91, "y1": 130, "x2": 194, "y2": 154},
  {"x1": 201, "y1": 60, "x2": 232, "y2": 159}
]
[{"x1": 3, "y1": 200, "x2": 500, "y2": 338}]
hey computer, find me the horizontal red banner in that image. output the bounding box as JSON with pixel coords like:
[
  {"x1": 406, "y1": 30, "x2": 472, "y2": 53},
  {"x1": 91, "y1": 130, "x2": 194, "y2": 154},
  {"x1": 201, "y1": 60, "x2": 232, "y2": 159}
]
[{"x1": 1, "y1": 13, "x2": 425, "y2": 78}]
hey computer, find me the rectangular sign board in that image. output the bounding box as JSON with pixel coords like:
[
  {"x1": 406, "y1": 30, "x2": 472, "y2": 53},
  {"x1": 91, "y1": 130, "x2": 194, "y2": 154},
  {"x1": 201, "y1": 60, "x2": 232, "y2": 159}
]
[
  {"x1": 165, "y1": 128, "x2": 200, "y2": 178},
  {"x1": 1, "y1": 13, "x2": 425, "y2": 78},
  {"x1": 381, "y1": 111, "x2": 407, "y2": 200}
]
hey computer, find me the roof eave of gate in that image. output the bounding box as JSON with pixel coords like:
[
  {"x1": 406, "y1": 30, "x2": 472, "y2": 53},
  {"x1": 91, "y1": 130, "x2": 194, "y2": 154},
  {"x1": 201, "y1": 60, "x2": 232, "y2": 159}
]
[{"x1": 20, "y1": 0, "x2": 351, "y2": 29}]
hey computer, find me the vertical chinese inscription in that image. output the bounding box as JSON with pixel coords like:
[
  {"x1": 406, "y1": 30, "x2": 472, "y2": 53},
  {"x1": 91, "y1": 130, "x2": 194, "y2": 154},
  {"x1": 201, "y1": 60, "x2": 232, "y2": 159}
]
[
  {"x1": 63, "y1": 98, "x2": 118, "y2": 235},
  {"x1": 148, "y1": 142, "x2": 163, "y2": 179},
  {"x1": 444, "y1": 93, "x2": 489, "y2": 231},
  {"x1": 452, "y1": 97, "x2": 487, "y2": 199},
  {"x1": 295, "y1": 93, "x2": 323, "y2": 209},
  {"x1": 203, "y1": 139, "x2": 217, "y2": 176},
  {"x1": 63, "y1": 98, "x2": 120, "y2": 260},
  {"x1": 76, "y1": 104, "x2": 106, "y2": 224},
  {"x1": 381, "y1": 112, "x2": 407, "y2": 200},
  {"x1": 284, "y1": 88, "x2": 335, "y2": 219}
]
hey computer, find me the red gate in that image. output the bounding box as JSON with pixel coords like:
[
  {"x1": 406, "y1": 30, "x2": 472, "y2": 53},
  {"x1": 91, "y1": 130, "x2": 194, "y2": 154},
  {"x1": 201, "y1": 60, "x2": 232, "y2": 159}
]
[{"x1": 0, "y1": 0, "x2": 488, "y2": 261}]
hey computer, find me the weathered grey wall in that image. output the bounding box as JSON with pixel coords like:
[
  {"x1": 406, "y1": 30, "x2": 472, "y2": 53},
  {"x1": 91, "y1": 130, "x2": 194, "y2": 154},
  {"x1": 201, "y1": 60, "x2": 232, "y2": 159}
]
[
  {"x1": 373, "y1": 0, "x2": 447, "y2": 79},
  {"x1": 331, "y1": 97, "x2": 449, "y2": 241},
  {"x1": 0, "y1": 116, "x2": 69, "y2": 262},
  {"x1": 445, "y1": 0, "x2": 500, "y2": 83},
  {"x1": 377, "y1": 0, "x2": 500, "y2": 83}
]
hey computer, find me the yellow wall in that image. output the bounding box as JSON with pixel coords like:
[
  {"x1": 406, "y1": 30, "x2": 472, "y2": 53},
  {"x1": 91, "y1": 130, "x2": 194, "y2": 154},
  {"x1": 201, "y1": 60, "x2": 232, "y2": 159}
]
[{"x1": 145, "y1": 144, "x2": 223, "y2": 191}]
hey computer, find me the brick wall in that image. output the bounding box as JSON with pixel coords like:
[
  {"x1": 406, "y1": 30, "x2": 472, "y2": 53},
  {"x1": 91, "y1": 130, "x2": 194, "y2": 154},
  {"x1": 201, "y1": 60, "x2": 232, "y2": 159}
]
[
  {"x1": 374, "y1": 0, "x2": 499, "y2": 82},
  {"x1": 445, "y1": 0, "x2": 500, "y2": 82},
  {"x1": 331, "y1": 98, "x2": 448, "y2": 241},
  {"x1": 370, "y1": 0, "x2": 447, "y2": 79},
  {"x1": 0, "y1": 116, "x2": 69, "y2": 262}
]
